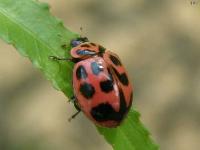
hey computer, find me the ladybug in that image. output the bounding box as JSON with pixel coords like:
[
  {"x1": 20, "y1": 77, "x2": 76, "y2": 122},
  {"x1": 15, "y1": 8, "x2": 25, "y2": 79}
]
[{"x1": 50, "y1": 37, "x2": 133, "y2": 128}]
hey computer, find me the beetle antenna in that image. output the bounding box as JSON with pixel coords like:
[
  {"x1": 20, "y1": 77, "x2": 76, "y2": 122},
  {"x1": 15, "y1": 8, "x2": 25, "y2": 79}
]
[{"x1": 80, "y1": 27, "x2": 83, "y2": 37}]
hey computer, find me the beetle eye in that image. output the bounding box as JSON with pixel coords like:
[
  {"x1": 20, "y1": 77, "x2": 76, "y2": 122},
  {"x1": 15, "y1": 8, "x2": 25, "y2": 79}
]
[{"x1": 71, "y1": 40, "x2": 82, "y2": 47}]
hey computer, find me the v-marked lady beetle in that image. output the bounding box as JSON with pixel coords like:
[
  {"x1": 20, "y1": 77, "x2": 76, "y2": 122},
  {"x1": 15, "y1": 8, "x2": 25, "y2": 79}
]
[{"x1": 50, "y1": 37, "x2": 133, "y2": 128}]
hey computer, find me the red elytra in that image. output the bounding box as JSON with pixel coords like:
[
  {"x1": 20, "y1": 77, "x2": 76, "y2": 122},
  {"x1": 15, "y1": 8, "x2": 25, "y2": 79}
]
[{"x1": 70, "y1": 38, "x2": 133, "y2": 128}]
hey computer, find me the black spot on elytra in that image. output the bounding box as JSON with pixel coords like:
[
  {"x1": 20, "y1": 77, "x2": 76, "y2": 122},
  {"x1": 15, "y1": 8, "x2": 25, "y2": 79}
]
[
  {"x1": 91, "y1": 62, "x2": 103, "y2": 75},
  {"x1": 91, "y1": 103, "x2": 116, "y2": 121},
  {"x1": 112, "y1": 67, "x2": 129, "y2": 86},
  {"x1": 119, "y1": 73, "x2": 129, "y2": 85},
  {"x1": 91, "y1": 88, "x2": 128, "y2": 122},
  {"x1": 118, "y1": 88, "x2": 127, "y2": 115},
  {"x1": 80, "y1": 82, "x2": 95, "y2": 99},
  {"x1": 110, "y1": 55, "x2": 122, "y2": 66},
  {"x1": 76, "y1": 65, "x2": 87, "y2": 80},
  {"x1": 76, "y1": 49, "x2": 96, "y2": 56},
  {"x1": 100, "y1": 80, "x2": 114, "y2": 93},
  {"x1": 81, "y1": 44, "x2": 90, "y2": 47}
]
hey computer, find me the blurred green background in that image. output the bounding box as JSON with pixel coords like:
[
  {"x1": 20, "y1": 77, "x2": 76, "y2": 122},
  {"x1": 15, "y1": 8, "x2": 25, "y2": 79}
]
[{"x1": 0, "y1": 0, "x2": 200, "y2": 150}]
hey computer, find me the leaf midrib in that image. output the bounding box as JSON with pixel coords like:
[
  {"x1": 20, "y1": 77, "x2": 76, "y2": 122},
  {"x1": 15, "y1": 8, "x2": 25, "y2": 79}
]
[{"x1": 118, "y1": 126, "x2": 136, "y2": 150}]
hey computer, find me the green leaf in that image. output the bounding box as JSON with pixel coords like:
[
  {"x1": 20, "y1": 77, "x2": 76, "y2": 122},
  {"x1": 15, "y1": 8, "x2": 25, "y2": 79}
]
[
  {"x1": 98, "y1": 109, "x2": 159, "y2": 150},
  {"x1": 0, "y1": 0, "x2": 159, "y2": 150},
  {"x1": 0, "y1": 0, "x2": 78, "y2": 96}
]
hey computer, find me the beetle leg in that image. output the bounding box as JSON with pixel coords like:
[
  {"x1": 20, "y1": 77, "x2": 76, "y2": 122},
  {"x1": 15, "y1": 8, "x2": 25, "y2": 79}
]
[
  {"x1": 68, "y1": 110, "x2": 81, "y2": 122},
  {"x1": 68, "y1": 96, "x2": 81, "y2": 122},
  {"x1": 49, "y1": 55, "x2": 80, "y2": 63},
  {"x1": 73, "y1": 98, "x2": 81, "y2": 111},
  {"x1": 49, "y1": 56, "x2": 74, "y2": 62},
  {"x1": 68, "y1": 95, "x2": 76, "y2": 103}
]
